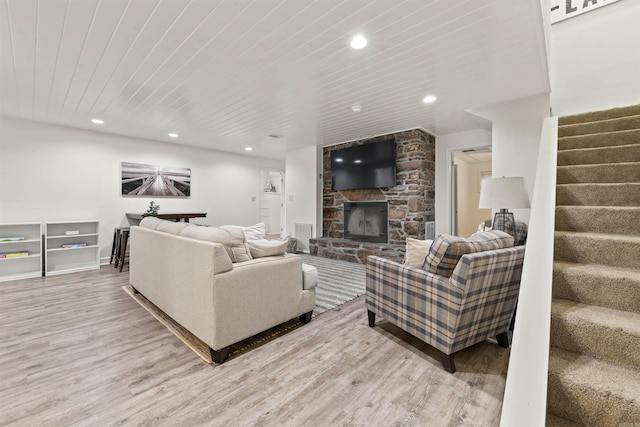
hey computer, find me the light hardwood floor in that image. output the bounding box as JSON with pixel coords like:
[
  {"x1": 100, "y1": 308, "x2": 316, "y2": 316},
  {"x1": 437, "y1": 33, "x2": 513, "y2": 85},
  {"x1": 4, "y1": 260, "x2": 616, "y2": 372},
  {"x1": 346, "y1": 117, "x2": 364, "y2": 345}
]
[{"x1": 0, "y1": 266, "x2": 509, "y2": 426}]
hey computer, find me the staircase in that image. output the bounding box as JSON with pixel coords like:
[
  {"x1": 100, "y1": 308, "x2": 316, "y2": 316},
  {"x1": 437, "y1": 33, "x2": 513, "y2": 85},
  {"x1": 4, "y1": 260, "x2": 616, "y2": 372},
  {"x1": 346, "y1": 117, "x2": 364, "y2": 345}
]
[{"x1": 547, "y1": 105, "x2": 640, "y2": 426}]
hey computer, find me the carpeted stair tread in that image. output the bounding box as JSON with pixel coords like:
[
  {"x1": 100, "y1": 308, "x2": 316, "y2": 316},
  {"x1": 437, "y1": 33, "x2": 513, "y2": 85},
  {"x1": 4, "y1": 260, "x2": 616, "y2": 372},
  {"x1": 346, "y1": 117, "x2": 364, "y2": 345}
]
[
  {"x1": 553, "y1": 262, "x2": 640, "y2": 314},
  {"x1": 556, "y1": 182, "x2": 640, "y2": 207},
  {"x1": 547, "y1": 347, "x2": 640, "y2": 426},
  {"x1": 558, "y1": 128, "x2": 640, "y2": 151},
  {"x1": 554, "y1": 231, "x2": 640, "y2": 269},
  {"x1": 558, "y1": 114, "x2": 640, "y2": 137},
  {"x1": 550, "y1": 298, "x2": 640, "y2": 370},
  {"x1": 556, "y1": 143, "x2": 640, "y2": 166},
  {"x1": 546, "y1": 413, "x2": 582, "y2": 427},
  {"x1": 557, "y1": 162, "x2": 640, "y2": 184},
  {"x1": 555, "y1": 206, "x2": 640, "y2": 235},
  {"x1": 558, "y1": 104, "x2": 640, "y2": 126},
  {"x1": 549, "y1": 105, "x2": 640, "y2": 426}
]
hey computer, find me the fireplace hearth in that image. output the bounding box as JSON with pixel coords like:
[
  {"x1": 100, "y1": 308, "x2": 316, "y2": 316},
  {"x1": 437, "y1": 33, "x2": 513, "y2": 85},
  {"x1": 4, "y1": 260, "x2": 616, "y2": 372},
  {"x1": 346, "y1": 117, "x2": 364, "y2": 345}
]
[{"x1": 344, "y1": 202, "x2": 388, "y2": 243}]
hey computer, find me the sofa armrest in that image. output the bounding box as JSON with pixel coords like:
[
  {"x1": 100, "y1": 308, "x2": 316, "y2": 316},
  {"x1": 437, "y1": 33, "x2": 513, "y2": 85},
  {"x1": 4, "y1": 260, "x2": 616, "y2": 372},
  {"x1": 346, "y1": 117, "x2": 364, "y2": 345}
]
[{"x1": 210, "y1": 254, "x2": 315, "y2": 349}]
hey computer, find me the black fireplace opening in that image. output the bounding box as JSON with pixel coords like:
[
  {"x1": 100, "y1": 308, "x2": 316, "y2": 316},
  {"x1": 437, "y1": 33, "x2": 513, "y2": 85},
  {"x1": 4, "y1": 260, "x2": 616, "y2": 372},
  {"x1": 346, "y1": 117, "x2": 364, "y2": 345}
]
[{"x1": 343, "y1": 202, "x2": 388, "y2": 243}]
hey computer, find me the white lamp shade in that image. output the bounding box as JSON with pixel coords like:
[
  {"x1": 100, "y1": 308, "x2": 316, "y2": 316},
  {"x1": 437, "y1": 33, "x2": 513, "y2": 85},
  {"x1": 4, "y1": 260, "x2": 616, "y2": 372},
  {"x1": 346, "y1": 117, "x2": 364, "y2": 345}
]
[{"x1": 479, "y1": 177, "x2": 530, "y2": 209}]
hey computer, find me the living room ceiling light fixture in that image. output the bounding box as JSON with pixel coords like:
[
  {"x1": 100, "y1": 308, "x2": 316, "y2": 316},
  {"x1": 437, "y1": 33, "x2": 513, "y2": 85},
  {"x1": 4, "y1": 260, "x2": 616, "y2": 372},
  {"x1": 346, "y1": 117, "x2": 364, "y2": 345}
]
[
  {"x1": 91, "y1": 118, "x2": 104, "y2": 124},
  {"x1": 351, "y1": 104, "x2": 362, "y2": 112},
  {"x1": 245, "y1": 146, "x2": 253, "y2": 151},
  {"x1": 168, "y1": 133, "x2": 178, "y2": 138},
  {"x1": 422, "y1": 95, "x2": 437, "y2": 104},
  {"x1": 350, "y1": 35, "x2": 367, "y2": 49}
]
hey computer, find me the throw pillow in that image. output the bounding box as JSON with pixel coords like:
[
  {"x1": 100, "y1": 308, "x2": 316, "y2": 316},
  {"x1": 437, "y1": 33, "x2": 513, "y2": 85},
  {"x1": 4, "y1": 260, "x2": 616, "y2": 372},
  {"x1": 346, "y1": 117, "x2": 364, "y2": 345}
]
[
  {"x1": 247, "y1": 237, "x2": 290, "y2": 258},
  {"x1": 404, "y1": 238, "x2": 433, "y2": 268},
  {"x1": 423, "y1": 235, "x2": 476, "y2": 277},
  {"x1": 220, "y1": 225, "x2": 253, "y2": 262},
  {"x1": 242, "y1": 222, "x2": 267, "y2": 240}
]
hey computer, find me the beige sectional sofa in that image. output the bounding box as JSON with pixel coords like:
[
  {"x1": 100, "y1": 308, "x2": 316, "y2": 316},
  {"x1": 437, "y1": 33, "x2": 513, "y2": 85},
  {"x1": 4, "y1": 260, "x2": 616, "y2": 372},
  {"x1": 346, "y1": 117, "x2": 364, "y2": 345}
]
[{"x1": 129, "y1": 217, "x2": 316, "y2": 363}]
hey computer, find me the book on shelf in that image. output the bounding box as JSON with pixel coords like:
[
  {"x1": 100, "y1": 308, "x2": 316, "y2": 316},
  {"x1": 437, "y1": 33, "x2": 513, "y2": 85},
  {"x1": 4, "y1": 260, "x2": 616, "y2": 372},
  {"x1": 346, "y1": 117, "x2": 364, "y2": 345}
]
[
  {"x1": 0, "y1": 251, "x2": 29, "y2": 258},
  {"x1": 0, "y1": 236, "x2": 25, "y2": 242},
  {"x1": 61, "y1": 243, "x2": 88, "y2": 249}
]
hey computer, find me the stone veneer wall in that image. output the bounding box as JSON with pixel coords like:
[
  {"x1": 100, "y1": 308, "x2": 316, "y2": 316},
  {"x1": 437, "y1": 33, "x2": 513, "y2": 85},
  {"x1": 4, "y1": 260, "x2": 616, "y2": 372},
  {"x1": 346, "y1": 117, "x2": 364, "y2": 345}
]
[{"x1": 312, "y1": 129, "x2": 435, "y2": 263}]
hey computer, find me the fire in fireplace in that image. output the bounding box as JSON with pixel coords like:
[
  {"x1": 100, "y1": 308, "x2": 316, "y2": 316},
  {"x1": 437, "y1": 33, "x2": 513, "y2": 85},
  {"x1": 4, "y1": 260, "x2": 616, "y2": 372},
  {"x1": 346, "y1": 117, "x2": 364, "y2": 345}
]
[{"x1": 343, "y1": 202, "x2": 388, "y2": 243}]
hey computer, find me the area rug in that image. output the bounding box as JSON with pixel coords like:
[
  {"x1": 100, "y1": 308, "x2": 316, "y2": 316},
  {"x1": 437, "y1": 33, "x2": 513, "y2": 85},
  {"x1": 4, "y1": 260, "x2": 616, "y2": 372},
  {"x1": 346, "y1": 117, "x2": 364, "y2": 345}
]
[
  {"x1": 298, "y1": 253, "x2": 366, "y2": 315},
  {"x1": 123, "y1": 254, "x2": 366, "y2": 364}
]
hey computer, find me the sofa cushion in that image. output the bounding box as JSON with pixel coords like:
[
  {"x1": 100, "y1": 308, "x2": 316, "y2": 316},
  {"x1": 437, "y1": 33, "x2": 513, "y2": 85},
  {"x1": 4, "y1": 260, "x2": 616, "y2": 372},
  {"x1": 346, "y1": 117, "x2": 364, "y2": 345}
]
[
  {"x1": 242, "y1": 223, "x2": 267, "y2": 240},
  {"x1": 219, "y1": 225, "x2": 253, "y2": 262},
  {"x1": 404, "y1": 237, "x2": 433, "y2": 268},
  {"x1": 139, "y1": 217, "x2": 165, "y2": 230},
  {"x1": 302, "y1": 263, "x2": 318, "y2": 290},
  {"x1": 179, "y1": 226, "x2": 235, "y2": 260},
  {"x1": 247, "y1": 237, "x2": 290, "y2": 258},
  {"x1": 423, "y1": 230, "x2": 514, "y2": 277},
  {"x1": 155, "y1": 220, "x2": 190, "y2": 235}
]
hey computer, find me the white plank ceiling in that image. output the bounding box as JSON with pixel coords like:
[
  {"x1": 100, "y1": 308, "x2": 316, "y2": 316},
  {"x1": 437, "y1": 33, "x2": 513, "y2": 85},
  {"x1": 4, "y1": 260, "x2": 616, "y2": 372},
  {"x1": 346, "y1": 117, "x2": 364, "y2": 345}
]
[{"x1": 0, "y1": 0, "x2": 550, "y2": 159}]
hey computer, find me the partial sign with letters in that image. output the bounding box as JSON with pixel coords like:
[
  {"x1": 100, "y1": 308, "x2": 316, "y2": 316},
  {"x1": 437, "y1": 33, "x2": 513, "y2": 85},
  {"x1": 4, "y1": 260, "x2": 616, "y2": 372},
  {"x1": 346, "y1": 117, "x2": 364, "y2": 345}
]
[{"x1": 550, "y1": 0, "x2": 623, "y2": 24}]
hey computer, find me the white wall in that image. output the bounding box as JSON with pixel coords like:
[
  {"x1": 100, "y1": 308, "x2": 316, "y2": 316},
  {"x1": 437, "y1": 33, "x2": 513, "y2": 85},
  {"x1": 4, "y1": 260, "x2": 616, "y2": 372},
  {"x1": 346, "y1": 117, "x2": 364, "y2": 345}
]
[
  {"x1": 435, "y1": 129, "x2": 492, "y2": 237},
  {"x1": 0, "y1": 117, "x2": 284, "y2": 263},
  {"x1": 550, "y1": 0, "x2": 640, "y2": 116},
  {"x1": 284, "y1": 145, "x2": 320, "y2": 250},
  {"x1": 472, "y1": 94, "x2": 550, "y2": 225}
]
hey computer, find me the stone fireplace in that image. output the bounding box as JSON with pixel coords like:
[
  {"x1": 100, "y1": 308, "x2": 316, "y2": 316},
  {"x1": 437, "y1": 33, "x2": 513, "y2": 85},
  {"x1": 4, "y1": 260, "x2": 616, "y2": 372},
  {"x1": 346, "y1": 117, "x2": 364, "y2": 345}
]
[
  {"x1": 344, "y1": 202, "x2": 388, "y2": 243},
  {"x1": 309, "y1": 129, "x2": 436, "y2": 264}
]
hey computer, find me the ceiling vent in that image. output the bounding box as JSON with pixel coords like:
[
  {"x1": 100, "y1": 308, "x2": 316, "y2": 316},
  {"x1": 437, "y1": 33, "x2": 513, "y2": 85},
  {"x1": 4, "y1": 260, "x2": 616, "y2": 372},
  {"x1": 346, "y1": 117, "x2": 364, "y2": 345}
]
[
  {"x1": 462, "y1": 146, "x2": 492, "y2": 153},
  {"x1": 268, "y1": 133, "x2": 284, "y2": 139}
]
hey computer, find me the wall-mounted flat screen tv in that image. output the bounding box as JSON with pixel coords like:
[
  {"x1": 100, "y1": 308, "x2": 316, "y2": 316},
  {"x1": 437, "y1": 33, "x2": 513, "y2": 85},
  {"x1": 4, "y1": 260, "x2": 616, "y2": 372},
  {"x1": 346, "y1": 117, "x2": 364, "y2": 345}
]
[{"x1": 330, "y1": 139, "x2": 396, "y2": 191}]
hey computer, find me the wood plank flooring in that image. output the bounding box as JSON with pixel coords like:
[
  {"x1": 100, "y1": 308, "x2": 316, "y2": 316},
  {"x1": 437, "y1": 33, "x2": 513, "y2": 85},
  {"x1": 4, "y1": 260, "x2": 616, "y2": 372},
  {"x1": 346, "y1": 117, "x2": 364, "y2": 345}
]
[{"x1": 0, "y1": 266, "x2": 509, "y2": 426}]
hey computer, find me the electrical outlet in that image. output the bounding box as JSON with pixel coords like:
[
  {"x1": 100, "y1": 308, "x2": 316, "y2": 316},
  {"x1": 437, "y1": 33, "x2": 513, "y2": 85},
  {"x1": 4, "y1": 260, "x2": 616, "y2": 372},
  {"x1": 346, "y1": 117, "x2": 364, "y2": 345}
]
[
  {"x1": 251, "y1": 196, "x2": 256, "y2": 202},
  {"x1": 288, "y1": 195, "x2": 294, "y2": 201}
]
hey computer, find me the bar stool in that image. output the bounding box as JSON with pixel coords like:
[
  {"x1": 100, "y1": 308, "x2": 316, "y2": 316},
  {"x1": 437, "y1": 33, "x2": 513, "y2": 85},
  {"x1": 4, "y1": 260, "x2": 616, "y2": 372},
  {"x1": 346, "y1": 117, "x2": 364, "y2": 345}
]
[
  {"x1": 117, "y1": 228, "x2": 130, "y2": 272},
  {"x1": 110, "y1": 227, "x2": 130, "y2": 269}
]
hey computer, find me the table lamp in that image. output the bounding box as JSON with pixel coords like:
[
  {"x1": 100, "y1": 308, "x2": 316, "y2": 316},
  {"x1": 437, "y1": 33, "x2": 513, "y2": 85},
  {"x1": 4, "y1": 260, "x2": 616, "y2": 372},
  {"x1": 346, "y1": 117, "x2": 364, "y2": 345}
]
[{"x1": 479, "y1": 177, "x2": 530, "y2": 240}]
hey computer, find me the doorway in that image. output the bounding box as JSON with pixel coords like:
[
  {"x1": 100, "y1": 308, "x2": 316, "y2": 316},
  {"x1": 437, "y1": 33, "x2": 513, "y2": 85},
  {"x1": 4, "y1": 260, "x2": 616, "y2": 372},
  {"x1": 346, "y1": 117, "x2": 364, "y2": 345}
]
[
  {"x1": 451, "y1": 147, "x2": 492, "y2": 237},
  {"x1": 259, "y1": 170, "x2": 284, "y2": 237}
]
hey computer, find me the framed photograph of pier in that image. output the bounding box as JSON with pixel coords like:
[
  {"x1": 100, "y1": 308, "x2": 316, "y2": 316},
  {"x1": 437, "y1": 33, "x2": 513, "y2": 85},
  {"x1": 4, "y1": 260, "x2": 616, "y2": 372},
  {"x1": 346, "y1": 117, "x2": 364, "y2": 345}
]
[{"x1": 121, "y1": 162, "x2": 191, "y2": 198}]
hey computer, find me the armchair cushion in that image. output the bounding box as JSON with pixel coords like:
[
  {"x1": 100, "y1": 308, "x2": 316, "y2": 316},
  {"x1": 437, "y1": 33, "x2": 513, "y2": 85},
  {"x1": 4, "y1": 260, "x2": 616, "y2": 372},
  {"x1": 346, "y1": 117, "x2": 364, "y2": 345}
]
[{"x1": 423, "y1": 230, "x2": 514, "y2": 277}]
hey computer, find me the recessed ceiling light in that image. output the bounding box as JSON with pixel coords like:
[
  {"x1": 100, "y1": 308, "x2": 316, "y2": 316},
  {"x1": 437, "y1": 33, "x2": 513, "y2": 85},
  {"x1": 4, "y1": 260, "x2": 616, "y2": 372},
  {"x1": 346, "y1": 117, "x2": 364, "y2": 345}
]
[
  {"x1": 354, "y1": 159, "x2": 362, "y2": 164},
  {"x1": 245, "y1": 146, "x2": 253, "y2": 151},
  {"x1": 351, "y1": 104, "x2": 362, "y2": 112},
  {"x1": 168, "y1": 132, "x2": 179, "y2": 138},
  {"x1": 91, "y1": 118, "x2": 104, "y2": 124},
  {"x1": 350, "y1": 35, "x2": 367, "y2": 50},
  {"x1": 335, "y1": 158, "x2": 343, "y2": 163},
  {"x1": 422, "y1": 95, "x2": 437, "y2": 104}
]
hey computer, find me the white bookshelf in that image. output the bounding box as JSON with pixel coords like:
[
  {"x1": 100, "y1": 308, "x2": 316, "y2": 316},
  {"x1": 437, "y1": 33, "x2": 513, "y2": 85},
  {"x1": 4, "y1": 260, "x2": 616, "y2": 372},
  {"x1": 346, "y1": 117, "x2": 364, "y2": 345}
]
[
  {"x1": 45, "y1": 221, "x2": 100, "y2": 276},
  {"x1": 0, "y1": 222, "x2": 43, "y2": 282}
]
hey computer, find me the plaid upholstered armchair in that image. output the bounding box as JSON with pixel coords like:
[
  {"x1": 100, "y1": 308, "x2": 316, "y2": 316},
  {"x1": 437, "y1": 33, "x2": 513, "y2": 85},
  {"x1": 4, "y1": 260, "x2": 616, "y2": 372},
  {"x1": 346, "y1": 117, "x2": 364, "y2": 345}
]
[{"x1": 365, "y1": 230, "x2": 526, "y2": 373}]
